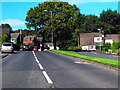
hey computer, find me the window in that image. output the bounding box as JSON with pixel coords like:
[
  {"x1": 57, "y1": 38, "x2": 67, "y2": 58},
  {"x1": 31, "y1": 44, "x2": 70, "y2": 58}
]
[{"x1": 94, "y1": 37, "x2": 102, "y2": 42}]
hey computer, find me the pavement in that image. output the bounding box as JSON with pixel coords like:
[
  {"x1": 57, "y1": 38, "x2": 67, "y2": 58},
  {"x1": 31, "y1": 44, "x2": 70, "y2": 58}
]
[
  {"x1": 2, "y1": 51, "x2": 118, "y2": 88},
  {"x1": 77, "y1": 51, "x2": 120, "y2": 60}
]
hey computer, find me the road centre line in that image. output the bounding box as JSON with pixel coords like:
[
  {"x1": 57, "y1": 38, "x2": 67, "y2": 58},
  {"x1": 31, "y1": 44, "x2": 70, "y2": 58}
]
[
  {"x1": 32, "y1": 51, "x2": 44, "y2": 70},
  {"x1": 42, "y1": 71, "x2": 53, "y2": 84},
  {"x1": 32, "y1": 51, "x2": 53, "y2": 84}
]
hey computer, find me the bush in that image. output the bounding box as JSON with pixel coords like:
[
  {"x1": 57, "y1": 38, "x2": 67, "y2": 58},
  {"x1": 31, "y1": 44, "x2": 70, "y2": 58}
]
[
  {"x1": 111, "y1": 41, "x2": 120, "y2": 52},
  {"x1": 114, "y1": 49, "x2": 120, "y2": 55},
  {"x1": 101, "y1": 46, "x2": 111, "y2": 52},
  {"x1": 68, "y1": 45, "x2": 82, "y2": 51}
]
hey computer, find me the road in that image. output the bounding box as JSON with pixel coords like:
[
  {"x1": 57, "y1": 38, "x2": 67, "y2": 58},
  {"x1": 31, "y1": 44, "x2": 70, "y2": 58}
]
[
  {"x1": 2, "y1": 51, "x2": 118, "y2": 88},
  {"x1": 77, "y1": 51, "x2": 119, "y2": 60}
]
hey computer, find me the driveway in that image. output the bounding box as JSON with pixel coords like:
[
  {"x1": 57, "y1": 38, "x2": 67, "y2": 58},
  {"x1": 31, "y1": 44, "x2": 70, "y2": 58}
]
[{"x1": 77, "y1": 51, "x2": 119, "y2": 60}]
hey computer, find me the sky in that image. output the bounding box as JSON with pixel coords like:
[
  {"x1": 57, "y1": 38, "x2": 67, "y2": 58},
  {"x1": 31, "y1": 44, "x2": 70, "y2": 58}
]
[{"x1": 0, "y1": 0, "x2": 119, "y2": 30}]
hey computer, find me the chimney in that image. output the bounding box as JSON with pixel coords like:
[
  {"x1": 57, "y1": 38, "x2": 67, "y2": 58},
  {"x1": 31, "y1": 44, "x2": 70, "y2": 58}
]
[{"x1": 28, "y1": 36, "x2": 30, "y2": 41}]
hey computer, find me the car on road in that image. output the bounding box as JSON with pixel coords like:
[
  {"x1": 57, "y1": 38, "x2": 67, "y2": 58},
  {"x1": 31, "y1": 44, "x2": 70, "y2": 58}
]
[
  {"x1": 33, "y1": 46, "x2": 38, "y2": 51},
  {"x1": 1, "y1": 42, "x2": 14, "y2": 53},
  {"x1": 23, "y1": 45, "x2": 31, "y2": 51}
]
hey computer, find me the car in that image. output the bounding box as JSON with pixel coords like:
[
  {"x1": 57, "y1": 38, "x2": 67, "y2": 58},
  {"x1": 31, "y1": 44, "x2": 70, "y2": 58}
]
[
  {"x1": 1, "y1": 42, "x2": 14, "y2": 53},
  {"x1": 33, "y1": 46, "x2": 37, "y2": 51},
  {"x1": 33, "y1": 48, "x2": 37, "y2": 51},
  {"x1": 23, "y1": 45, "x2": 31, "y2": 51}
]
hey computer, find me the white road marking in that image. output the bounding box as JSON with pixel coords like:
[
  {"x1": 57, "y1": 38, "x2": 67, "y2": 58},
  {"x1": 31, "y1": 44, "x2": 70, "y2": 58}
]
[
  {"x1": 42, "y1": 71, "x2": 53, "y2": 84},
  {"x1": 32, "y1": 51, "x2": 53, "y2": 84},
  {"x1": 74, "y1": 61, "x2": 91, "y2": 64},
  {"x1": 32, "y1": 51, "x2": 44, "y2": 70}
]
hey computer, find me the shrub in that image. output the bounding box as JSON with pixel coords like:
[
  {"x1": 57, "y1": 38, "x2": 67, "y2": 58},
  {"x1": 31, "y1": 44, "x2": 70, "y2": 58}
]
[
  {"x1": 68, "y1": 46, "x2": 78, "y2": 51},
  {"x1": 101, "y1": 46, "x2": 111, "y2": 52},
  {"x1": 68, "y1": 45, "x2": 82, "y2": 51},
  {"x1": 78, "y1": 45, "x2": 82, "y2": 50},
  {"x1": 114, "y1": 49, "x2": 120, "y2": 55},
  {"x1": 111, "y1": 41, "x2": 120, "y2": 52}
]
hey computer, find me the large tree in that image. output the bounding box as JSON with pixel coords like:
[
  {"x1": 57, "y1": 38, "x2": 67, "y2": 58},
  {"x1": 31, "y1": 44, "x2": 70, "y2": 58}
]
[
  {"x1": 25, "y1": 2, "x2": 82, "y2": 49},
  {"x1": 100, "y1": 9, "x2": 120, "y2": 34}
]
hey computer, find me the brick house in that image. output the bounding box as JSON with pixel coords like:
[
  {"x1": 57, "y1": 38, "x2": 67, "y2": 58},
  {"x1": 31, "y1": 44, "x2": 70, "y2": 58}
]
[
  {"x1": 23, "y1": 35, "x2": 37, "y2": 45},
  {"x1": 104, "y1": 34, "x2": 120, "y2": 44},
  {"x1": 80, "y1": 33, "x2": 120, "y2": 51}
]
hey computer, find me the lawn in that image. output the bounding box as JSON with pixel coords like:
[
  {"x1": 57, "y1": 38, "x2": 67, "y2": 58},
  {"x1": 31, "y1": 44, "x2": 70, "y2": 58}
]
[{"x1": 50, "y1": 50, "x2": 120, "y2": 68}]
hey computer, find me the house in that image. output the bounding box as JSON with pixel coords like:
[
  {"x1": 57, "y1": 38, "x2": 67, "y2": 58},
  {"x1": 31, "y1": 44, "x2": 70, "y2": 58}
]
[
  {"x1": 36, "y1": 37, "x2": 43, "y2": 49},
  {"x1": 23, "y1": 35, "x2": 37, "y2": 46},
  {"x1": 80, "y1": 33, "x2": 103, "y2": 51},
  {"x1": 80, "y1": 33, "x2": 120, "y2": 51},
  {"x1": 104, "y1": 34, "x2": 120, "y2": 44},
  {"x1": 10, "y1": 33, "x2": 20, "y2": 44}
]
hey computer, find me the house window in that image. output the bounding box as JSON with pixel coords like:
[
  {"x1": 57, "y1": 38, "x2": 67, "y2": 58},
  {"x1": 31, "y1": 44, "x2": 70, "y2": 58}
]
[
  {"x1": 94, "y1": 37, "x2": 102, "y2": 42},
  {"x1": 97, "y1": 38, "x2": 100, "y2": 41},
  {"x1": 11, "y1": 38, "x2": 14, "y2": 41},
  {"x1": 90, "y1": 46, "x2": 94, "y2": 49}
]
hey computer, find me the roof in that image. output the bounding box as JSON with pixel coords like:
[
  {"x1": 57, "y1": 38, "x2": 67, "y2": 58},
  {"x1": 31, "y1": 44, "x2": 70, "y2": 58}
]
[
  {"x1": 0, "y1": 28, "x2": 11, "y2": 35},
  {"x1": 23, "y1": 36, "x2": 35, "y2": 41},
  {"x1": 104, "y1": 34, "x2": 120, "y2": 41},
  {"x1": 80, "y1": 33, "x2": 100, "y2": 46},
  {"x1": 10, "y1": 33, "x2": 20, "y2": 38},
  {"x1": 37, "y1": 37, "x2": 43, "y2": 41}
]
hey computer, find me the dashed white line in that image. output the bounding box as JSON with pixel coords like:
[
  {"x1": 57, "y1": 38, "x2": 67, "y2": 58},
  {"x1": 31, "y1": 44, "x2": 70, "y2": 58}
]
[
  {"x1": 32, "y1": 51, "x2": 44, "y2": 70},
  {"x1": 32, "y1": 51, "x2": 53, "y2": 84},
  {"x1": 38, "y1": 63, "x2": 44, "y2": 70},
  {"x1": 42, "y1": 71, "x2": 53, "y2": 84}
]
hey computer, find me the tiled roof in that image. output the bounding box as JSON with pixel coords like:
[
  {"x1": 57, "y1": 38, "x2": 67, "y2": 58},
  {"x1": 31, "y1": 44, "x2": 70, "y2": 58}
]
[
  {"x1": 80, "y1": 33, "x2": 100, "y2": 46},
  {"x1": 23, "y1": 36, "x2": 35, "y2": 41},
  {"x1": 10, "y1": 33, "x2": 20, "y2": 38}
]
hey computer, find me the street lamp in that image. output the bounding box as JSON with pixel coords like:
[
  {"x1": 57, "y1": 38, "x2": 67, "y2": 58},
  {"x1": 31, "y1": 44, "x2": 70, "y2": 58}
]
[
  {"x1": 98, "y1": 29, "x2": 101, "y2": 51},
  {"x1": 44, "y1": 10, "x2": 53, "y2": 44}
]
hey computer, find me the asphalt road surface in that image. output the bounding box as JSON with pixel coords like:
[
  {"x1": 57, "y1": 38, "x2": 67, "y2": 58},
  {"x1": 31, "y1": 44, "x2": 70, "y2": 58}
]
[
  {"x1": 2, "y1": 51, "x2": 118, "y2": 88},
  {"x1": 77, "y1": 51, "x2": 119, "y2": 60}
]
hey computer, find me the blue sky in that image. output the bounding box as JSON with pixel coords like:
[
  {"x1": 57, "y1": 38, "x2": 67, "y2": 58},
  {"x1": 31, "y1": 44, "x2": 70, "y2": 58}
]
[{"x1": 0, "y1": 0, "x2": 119, "y2": 30}]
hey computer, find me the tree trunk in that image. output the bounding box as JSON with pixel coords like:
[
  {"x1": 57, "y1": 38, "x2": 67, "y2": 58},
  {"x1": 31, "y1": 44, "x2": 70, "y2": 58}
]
[
  {"x1": 41, "y1": 32, "x2": 45, "y2": 51},
  {"x1": 54, "y1": 37, "x2": 57, "y2": 50}
]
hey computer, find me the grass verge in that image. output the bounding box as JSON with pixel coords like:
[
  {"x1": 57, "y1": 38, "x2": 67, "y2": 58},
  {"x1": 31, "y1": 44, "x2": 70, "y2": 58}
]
[{"x1": 50, "y1": 50, "x2": 120, "y2": 68}]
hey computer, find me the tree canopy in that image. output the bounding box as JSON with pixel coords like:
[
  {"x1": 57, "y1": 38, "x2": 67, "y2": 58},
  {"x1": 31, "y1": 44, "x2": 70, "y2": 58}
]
[{"x1": 25, "y1": 2, "x2": 120, "y2": 50}]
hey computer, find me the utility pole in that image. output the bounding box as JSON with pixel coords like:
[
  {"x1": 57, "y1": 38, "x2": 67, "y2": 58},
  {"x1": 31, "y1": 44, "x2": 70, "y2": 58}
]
[
  {"x1": 44, "y1": 10, "x2": 53, "y2": 44},
  {"x1": 98, "y1": 29, "x2": 101, "y2": 51}
]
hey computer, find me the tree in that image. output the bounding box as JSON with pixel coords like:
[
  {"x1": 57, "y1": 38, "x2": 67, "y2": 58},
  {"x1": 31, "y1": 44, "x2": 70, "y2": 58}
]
[
  {"x1": 0, "y1": 33, "x2": 9, "y2": 44},
  {"x1": 0, "y1": 24, "x2": 13, "y2": 32},
  {"x1": 25, "y1": 2, "x2": 82, "y2": 50},
  {"x1": 100, "y1": 9, "x2": 120, "y2": 34}
]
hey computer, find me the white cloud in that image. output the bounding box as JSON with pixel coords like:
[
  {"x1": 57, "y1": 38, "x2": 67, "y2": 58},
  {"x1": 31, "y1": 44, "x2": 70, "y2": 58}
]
[{"x1": 0, "y1": 19, "x2": 25, "y2": 27}]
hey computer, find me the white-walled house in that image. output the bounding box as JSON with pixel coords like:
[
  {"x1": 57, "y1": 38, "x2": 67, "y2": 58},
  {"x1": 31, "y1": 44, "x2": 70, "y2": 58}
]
[{"x1": 80, "y1": 33, "x2": 120, "y2": 51}]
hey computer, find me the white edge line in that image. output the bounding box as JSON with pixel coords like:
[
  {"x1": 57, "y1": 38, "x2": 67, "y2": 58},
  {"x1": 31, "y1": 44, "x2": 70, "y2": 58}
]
[{"x1": 42, "y1": 71, "x2": 53, "y2": 84}]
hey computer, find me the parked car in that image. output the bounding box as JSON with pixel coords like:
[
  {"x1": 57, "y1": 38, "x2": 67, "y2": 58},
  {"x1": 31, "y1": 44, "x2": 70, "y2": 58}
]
[
  {"x1": 23, "y1": 45, "x2": 31, "y2": 51},
  {"x1": 1, "y1": 42, "x2": 14, "y2": 53}
]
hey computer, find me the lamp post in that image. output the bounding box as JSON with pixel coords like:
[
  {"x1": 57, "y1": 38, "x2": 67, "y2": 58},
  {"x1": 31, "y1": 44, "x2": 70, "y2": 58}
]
[
  {"x1": 98, "y1": 29, "x2": 101, "y2": 51},
  {"x1": 44, "y1": 10, "x2": 53, "y2": 44}
]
